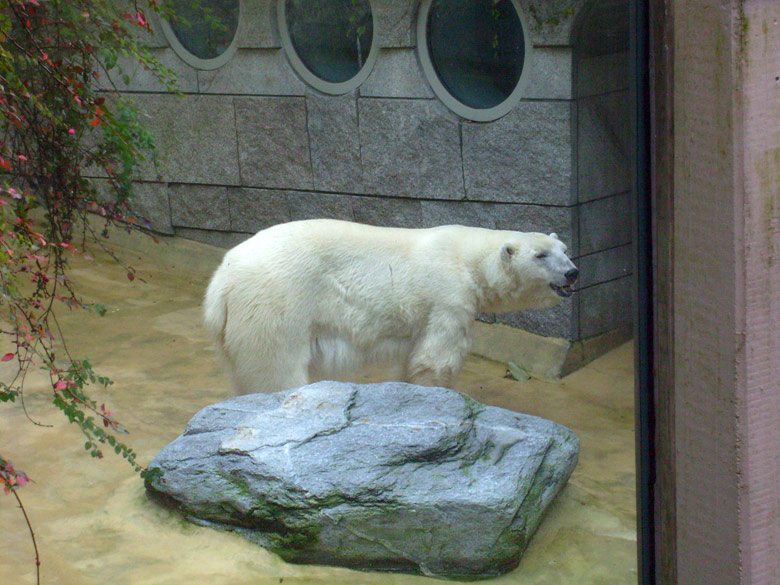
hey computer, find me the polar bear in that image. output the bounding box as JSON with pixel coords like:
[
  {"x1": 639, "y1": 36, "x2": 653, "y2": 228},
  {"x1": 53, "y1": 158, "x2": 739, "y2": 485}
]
[{"x1": 203, "y1": 219, "x2": 578, "y2": 395}]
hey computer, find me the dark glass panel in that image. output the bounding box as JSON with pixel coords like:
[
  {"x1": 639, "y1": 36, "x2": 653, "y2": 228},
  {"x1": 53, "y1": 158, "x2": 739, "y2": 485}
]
[
  {"x1": 286, "y1": 0, "x2": 373, "y2": 84},
  {"x1": 427, "y1": 0, "x2": 525, "y2": 109},
  {"x1": 168, "y1": 0, "x2": 240, "y2": 61}
]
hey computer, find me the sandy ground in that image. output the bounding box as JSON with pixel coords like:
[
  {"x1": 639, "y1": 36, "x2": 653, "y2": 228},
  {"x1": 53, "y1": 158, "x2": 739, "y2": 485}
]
[{"x1": 0, "y1": 231, "x2": 637, "y2": 585}]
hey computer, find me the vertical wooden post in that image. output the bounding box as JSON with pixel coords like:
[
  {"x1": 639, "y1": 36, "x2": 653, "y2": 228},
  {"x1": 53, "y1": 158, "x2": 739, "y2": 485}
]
[
  {"x1": 654, "y1": 1, "x2": 780, "y2": 583},
  {"x1": 648, "y1": 0, "x2": 677, "y2": 583}
]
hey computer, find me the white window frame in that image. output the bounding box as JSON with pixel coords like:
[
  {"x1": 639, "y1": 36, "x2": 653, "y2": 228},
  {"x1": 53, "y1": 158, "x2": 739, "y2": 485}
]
[
  {"x1": 416, "y1": 0, "x2": 534, "y2": 122},
  {"x1": 277, "y1": 0, "x2": 379, "y2": 95},
  {"x1": 159, "y1": 0, "x2": 242, "y2": 71}
]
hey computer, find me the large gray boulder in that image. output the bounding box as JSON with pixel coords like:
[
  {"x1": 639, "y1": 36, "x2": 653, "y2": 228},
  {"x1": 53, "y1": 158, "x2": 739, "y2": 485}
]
[{"x1": 146, "y1": 382, "x2": 579, "y2": 580}]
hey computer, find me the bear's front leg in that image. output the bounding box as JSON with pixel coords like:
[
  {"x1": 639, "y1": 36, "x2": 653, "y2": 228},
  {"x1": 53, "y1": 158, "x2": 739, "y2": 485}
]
[{"x1": 405, "y1": 315, "x2": 472, "y2": 389}]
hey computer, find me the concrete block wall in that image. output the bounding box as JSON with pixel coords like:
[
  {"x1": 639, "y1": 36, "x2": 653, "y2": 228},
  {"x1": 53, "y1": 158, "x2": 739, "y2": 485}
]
[{"x1": 106, "y1": 0, "x2": 631, "y2": 366}]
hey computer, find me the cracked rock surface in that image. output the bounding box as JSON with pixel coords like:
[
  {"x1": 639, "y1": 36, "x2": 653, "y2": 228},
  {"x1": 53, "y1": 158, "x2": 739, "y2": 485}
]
[{"x1": 145, "y1": 381, "x2": 579, "y2": 580}]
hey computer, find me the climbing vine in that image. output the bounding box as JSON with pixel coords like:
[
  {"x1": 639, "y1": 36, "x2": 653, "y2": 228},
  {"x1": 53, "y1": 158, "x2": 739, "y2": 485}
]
[{"x1": 1, "y1": 0, "x2": 174, "y2": 580}]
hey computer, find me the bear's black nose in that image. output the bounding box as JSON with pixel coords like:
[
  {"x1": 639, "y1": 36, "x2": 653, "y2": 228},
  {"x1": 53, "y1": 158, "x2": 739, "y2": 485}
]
[{"x1": 565, "y1": 268, "x2": 579, "y2": 284}]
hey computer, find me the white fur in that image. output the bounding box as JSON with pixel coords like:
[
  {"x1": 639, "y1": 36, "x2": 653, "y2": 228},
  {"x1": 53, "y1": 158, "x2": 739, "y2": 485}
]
[{"x1": 203, "y1": 219, "x2": 577, "y2": 394}]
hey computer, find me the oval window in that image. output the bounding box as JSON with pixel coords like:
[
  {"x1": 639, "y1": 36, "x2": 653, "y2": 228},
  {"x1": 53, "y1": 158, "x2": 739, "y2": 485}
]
[
  {"x1": 161, "y1": 0, "x2": 240, "y2": 70},
  {"x1": 278, "y1": 0, "x2": 378, "y2": 94},
  {"x1": 417, "y1": 0, "x2": 531, "y2": 121}
]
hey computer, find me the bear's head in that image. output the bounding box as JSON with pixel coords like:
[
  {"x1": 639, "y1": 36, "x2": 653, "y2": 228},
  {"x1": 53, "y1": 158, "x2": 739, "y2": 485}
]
[{"x1": 486, "y1": 232, "x2": 579, "y2": 312}]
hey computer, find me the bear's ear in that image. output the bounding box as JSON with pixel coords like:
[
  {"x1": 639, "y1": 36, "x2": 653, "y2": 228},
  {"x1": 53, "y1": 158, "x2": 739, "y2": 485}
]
[
  {"x1": 500, "y1": 243, "x2": 516, "y2": 263},
  {"x1": 549, "y1": 232, "x2": 560, "y2": 240}
]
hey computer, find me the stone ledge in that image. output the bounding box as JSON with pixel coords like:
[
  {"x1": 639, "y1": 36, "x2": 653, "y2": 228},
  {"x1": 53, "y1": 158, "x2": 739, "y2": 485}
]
[
  {"x1": 472, "y1": 321, "x2": 632, "y2": 379},
  {"x1": 89, "y1": 220, "x2": 225, "y2": 278}
]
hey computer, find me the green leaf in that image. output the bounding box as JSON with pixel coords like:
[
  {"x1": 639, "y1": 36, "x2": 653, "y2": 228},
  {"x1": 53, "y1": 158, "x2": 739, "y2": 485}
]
[
  {"x1": 506, "y1": 360, "x2": 530, "y2": 382},
  {"x1": 0, "y1": 391, "x2": 18, "y2": 403},
  {"x1": 0, "y1": 12, "x2": 11, "y2": 37},
  {"x1": 141, "y1": 466, "x2": 164, "y2": 482},
  {"x1": 101, "y1": 47, "x2": 118, "y2": 70}
]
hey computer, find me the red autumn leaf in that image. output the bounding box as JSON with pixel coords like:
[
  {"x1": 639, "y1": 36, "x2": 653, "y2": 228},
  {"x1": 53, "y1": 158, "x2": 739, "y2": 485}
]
[
  {"x1": 0, "y1": 157, "x2": 10, "y2": 170},
  {"x1": 2, "y1": 353, "x2": 14, "y2": 362},
  {"x1": 89, "y1": 116, "x2": 100, "y2": 126}
]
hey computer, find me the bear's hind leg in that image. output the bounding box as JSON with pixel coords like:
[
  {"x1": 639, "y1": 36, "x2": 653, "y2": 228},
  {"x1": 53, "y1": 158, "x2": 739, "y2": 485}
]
[{"x1": 226, "y1": 339, "x2": 311, "y2": 395}]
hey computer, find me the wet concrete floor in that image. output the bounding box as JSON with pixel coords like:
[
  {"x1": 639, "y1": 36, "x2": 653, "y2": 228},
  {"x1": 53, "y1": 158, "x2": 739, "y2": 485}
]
[{"x1": 0, "y1": 232, "x2": 637, "y2": 585}]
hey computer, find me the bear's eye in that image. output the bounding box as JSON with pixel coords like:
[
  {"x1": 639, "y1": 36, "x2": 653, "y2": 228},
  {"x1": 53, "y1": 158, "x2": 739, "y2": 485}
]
[{"x1": 535, "y1": 252, "x2": 548, "y2": 259}]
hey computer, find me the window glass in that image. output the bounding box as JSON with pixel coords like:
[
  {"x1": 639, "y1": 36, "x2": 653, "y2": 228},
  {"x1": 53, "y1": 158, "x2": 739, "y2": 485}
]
[
  {"x1": 426, "y1": 0, "x2": 525, "y2": 110},
  {"x1": 167, "y1": 0, "x2": 240, "y2": 62},
  {"x1": 284, "y1": 0, "x2": 373, "y2": 84}
]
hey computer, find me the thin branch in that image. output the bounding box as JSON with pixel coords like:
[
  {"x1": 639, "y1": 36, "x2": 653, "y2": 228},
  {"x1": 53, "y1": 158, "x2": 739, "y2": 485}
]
[
  {"x1": 82, "y1": 219, "x2": 148, "y2": 284},
  {"x1": 11, "y1": 488, "x2": 41, "y2": 585},
  {"x1": 49, "y1": 304, "x2": 73, "y2": 363},
  {"x1": 17, "y1": 361, "x2": 52, "y2": 428}
]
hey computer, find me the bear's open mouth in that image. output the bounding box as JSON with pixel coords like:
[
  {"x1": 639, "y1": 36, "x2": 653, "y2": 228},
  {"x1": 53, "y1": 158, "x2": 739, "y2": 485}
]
[{"x1": 550, "y1": 283, "x2": 574, "y2": 298}]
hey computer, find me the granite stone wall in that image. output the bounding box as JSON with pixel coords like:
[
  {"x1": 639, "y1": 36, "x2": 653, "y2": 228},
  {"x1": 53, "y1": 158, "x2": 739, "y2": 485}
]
[
  {"x1": 573, "y1": 0, "x2": 632, "y2": 342},
  {"x1": 103, "y1": 0, "x2": 631, "y2": 356}
]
